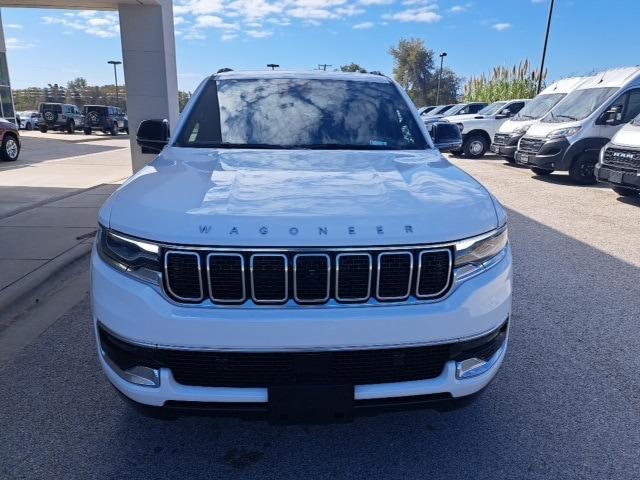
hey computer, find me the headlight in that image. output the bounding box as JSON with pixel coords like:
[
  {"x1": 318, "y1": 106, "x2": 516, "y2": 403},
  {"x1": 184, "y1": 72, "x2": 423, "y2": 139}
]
[
  {"x1": 512, "y1": 125, "x2": 530, "y2": 136},
  {"x1": 456, "y1": 123, "x2": 464, "y2": 132},
  {"x1": 96, "y1": 226, "x2": 161, "y2": 283},
  {"x1": 547, "y1": 126, "x2": 581, "y2": 139},
  {"x1": 455, "y1": 226, "x2": 508, "y2": 268}
]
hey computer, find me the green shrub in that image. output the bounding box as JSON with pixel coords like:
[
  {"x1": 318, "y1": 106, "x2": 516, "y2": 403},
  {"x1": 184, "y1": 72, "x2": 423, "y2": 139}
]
[{"x1": 464, "y1": 60, "x2": 546, "y2": 102}]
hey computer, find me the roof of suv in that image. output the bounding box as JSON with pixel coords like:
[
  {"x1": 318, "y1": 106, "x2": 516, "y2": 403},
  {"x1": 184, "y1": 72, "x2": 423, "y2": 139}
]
[{"x1": 212, "y1": 70, "x2": 392, "y2": 84}]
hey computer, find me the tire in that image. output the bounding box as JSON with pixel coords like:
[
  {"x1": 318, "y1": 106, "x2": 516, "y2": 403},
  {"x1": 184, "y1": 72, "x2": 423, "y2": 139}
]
[
  {"x1": 110, "y1": 122, "x2": 119, "y2": 136},
  {"x1": 505, "y1": 156, "x2": 516, "y2": 164},
  {"x1": 84, "y1": 127, "x2": 92, "y2": 135},
  {"x1": 67, "y1": 121, "x2": 76, "y2": 134},
  {"x1": 531, "y1": 167, "x2": 553, "y2": 176},
  {"x1": 39, "y1": 126, "x2": 48, "y2": 133},
  {"x1": 1, "y1": 134, "x2": 20, "y2": 162},
  {"x1": 612, "y1": 186, "x2": 639, "y2": 197},
  {"x1": 26, "y1": 122, "x2": 33, "y2": 131},
  {"x1": 462, "y1": 134, "x2": 488, "y2": 158},
  {"x1": 125, "y1": 127, "x2": 129, "y2": 135},
  {"x1": 569, "y1": 153, "x2": 597, "y2": 185}
]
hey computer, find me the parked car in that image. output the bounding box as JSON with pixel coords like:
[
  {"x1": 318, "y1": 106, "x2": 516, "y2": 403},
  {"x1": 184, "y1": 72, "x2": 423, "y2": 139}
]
[
  {"x1": 93, "y1": 70, "x2": 512, "y2": 421},
  {"x1": 515, "y1": 66, "x2": 640, "y2": 184},
  {"x1": 424, "y1": 104, "x2": 456, "y2": 117},
  {"x1": 0, "y1": 117, "x2": 20, "y2": 162},
  {"x1": 428, "y1": 102, "x2": 488, "y2": 121},
  {"x1": 18, "y1": 110, "x2": 39, "y2": 130},
  {"x1": 445, "y1": 99, "x2": 529, "y2": 158},
  {"x1": 492, "y1": 77, "x2": 588, "y2": 162},
  {"x1": 37, "y1": 103, "x2": 84, "y2": 133},
  {"x1": 418, "y1": 105, "x2": 436, "y2": 116},
  {"x1": 595, "y1": 112, "x2": 640, "y2": 197},
  {"x1": 83, "y1": 105, "x2": 128, "y2": 135}
]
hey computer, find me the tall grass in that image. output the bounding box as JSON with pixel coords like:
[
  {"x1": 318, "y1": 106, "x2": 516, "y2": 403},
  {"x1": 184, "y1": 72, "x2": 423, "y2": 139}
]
[{"x1": 464, "y1": 60, "x2": 546, "y2": 102}]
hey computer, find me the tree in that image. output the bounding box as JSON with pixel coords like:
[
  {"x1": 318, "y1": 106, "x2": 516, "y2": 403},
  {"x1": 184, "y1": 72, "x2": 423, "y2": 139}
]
[
  {"x1": 178, "y1": 91, "x2": 192, "y2": 112},
  {"x1": 464, "y1": 60, "x2": 545, "y2": 102},
  {"x1": 388, "y1": 38, "x2": 462, "y2": 106},
  {"x1": 340, "y1": 63, "x2": 367, "y2": 73}
]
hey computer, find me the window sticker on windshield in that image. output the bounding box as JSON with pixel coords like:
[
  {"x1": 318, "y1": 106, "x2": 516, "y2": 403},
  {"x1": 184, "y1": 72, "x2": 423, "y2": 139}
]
[{"x1": 370, "y1": 140, "x2": 387, "y2": 146}]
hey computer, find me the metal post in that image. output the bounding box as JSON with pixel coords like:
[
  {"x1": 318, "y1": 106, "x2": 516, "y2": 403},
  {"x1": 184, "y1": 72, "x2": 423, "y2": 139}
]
[
  {"x1": 108, "y1": 60, "x2": 122, "y2": 105},
  {"x1": 537, "y1": 0, "x2": 555, "y2": 94},
  {"x1": 436, "y1": 52, "x2": 447, "y2": 105}
]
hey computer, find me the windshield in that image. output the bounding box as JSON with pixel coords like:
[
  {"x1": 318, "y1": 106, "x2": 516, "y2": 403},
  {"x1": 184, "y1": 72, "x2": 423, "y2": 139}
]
[
  {"x1": 177, "y1": 77, "x2": 428, "y2": 150},
  {"x1": 514, "y1": 93, "x2": 565, "y2": 120},
  {"x1": 542, "y1": 87, "x2": 617, "y2": 123},
  {"x1": 445, "y1": 104, "x2": 466, "y2": 116},
  {"x1": 632, "y1": 113, "x2": 640, "y2": 126},
  {"x1": 477, "y1": 101, "x2": 507, "y2": 116}
]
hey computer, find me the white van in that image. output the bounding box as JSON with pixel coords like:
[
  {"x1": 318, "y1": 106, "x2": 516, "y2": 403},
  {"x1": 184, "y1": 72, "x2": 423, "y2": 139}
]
[
  {"x1": 491, "y1": 76, "x2": 587, "y2": 161},
  {"x1": 443, "y1": 99, "x2": 529, "y2": 158},
  {"x1": 594, "y1": 113, "x2": 640, "y2": 197},
  {"x1": 515, "y1": 67, "x2": 640, "y2": 184}
]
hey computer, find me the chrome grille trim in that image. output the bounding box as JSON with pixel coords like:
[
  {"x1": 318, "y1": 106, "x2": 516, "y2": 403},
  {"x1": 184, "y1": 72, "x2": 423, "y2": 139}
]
[
  {"x1": 250, "y1": 253, "x2": 288, "y2": 304},
  {"x1": 376, "y1": 251, "x2": 413, "y2": 301},
  {"x1": 293, "y1": 253, "x2": 331, "y2": 304},
  {"x1": 206, "y1": 253, "x2": 246, "y2": 304},
  {"x1": 164, "y1": 251, "x2": 204, "y2": 302},
  {"x1": 335, "y1": 253, "x2": 372, "y2": 302},
  {"x1": 415, "y1": 249, "x2": 453, "y2": 299}
]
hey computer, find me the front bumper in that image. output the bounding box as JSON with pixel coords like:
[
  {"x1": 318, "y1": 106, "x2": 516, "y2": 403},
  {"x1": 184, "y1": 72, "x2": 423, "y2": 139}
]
[
  {"x1": 515, "y1": 137, "x2": 571, "y2": 170},
  {"x1": 595, "y1": 163, "x2": 640, "y2": 191},
  {"x1": 491, "y1": 134, "x2": 523, "y2": 159},
  {"x1": 92, "y1": 244, "x2": 512, "y2": 412}
]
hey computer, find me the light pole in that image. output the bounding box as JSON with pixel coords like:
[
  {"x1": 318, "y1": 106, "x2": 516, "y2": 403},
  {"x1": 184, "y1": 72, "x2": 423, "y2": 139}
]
[
  {"x1": 436, "y1": 52, "x2": 447, "y2": 105},
  {"x1": 318, "y1": 64, "x2": 332, "y2": 71},
  {"x1": 108, "y1": 60, "x2": 122, "y2": 105},
  {"x1": 267, "y1": 63, "x2": 280, "y2": 70},
  {"x1": 538, "y1": 0, "x2": 555, "y2": 93},
  {"x1": 537, "y1": 0, "x2": 555, "y2": 93}
]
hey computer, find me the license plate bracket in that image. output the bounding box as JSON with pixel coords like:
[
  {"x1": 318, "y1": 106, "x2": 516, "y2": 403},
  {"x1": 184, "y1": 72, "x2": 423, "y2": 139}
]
[
  {"x1": 269, "y1": 384, "x2": 354, "y2": 423},
  {"x1": 609, "y1": 170, "x2": 624, "y2": 184},
  {"x1": 516, "y1": 153, "x2": 529, "y2": 164},
  {"x1": 490, "y1": 144, "x2": 499, "y2": 154}
]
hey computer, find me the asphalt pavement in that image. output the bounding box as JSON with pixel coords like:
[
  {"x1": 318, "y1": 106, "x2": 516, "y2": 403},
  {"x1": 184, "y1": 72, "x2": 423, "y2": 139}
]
[{"x1": 1, "y1": 155, "x2": 639, "y2": 479}]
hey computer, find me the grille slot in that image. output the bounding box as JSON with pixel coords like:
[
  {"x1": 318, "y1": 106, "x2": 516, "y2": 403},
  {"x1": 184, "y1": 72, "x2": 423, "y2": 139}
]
[
  {"x1": 416, "y1": 249, "x2": 452, "y2": 298},
  {"x1": 376, "y1": 252, "x2": 413, "y2": 301},
  {"x1": 250, "y1": 254, "x2": 288, "y2": 303},
  {"x1": 207, "y1": 253, "x2": 245, "y2": 303},
  {"x1": 293, "y1": 254, "x2": 330, "y2": 303},
  {"x1": 603, "y1": 147, "x2": 640, "y2": 170},
  {"x1": 493, "y1": 133, "x2": 510, "y2": 146},
  {"x1": 164, "y1": 251, "x2": 203, "y2": 302},
  {"x1": 336, "y1": 253, "x2": 372, "y2": 302},
  {"x1": 518, "y1": 137, "x2": 545, "y2": 154}
]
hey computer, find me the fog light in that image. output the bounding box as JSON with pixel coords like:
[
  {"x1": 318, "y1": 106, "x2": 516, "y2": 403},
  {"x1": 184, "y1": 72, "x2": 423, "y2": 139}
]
[
  {"x1": 455, "y1": 341, "x2": 507, "y2": 379},
  {"x1": 123, "y1": 366, "x2": 160, "y2": 387}
]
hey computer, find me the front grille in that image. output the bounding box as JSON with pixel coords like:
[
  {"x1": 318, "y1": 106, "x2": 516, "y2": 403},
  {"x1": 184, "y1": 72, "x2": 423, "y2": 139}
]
[
  {"x1": 98, "y1": 321, "x2": 507, "y2": 388},
  {"x1": 603, "y1": 147, "x2": 640, "y2": 170},
  {"x1": 518, "y1": 137, "x2": 545, "y2": 154},
  {"x1": 163, "y1": 247, "x2": 454, "y2": 305},
  {"x1": 493, "y1": 133, "x2": 511, "y2": 146}
]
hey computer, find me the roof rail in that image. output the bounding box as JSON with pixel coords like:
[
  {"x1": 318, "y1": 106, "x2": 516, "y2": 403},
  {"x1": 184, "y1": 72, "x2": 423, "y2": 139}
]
[{"x1": 216, "y1": 68, "x2": 234, "y2": 74}]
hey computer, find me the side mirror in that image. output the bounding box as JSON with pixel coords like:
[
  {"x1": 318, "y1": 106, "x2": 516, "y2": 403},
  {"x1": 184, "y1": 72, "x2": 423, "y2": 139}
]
[
  {"x1": 137, "y1": 119, "x2": 170, "y2": 154},
  {"x1": 603, "y1": 105, "x2": 623, "y2": 125},
  {"x1": 430, "y1": 122, "x2": 462, "y2": 153},
  {"x1": 496, "y1": 109, "x2": 512, "y2": 119}
]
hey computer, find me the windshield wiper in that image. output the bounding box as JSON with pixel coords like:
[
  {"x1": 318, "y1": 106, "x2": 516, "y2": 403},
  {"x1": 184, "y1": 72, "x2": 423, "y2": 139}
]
[
  {"x1": 292, "y1": 143, "x2": 406, "y2": 150},
  {"x1": 186, "y1": 142, "x2": 292, "y2": 149},
  {"x1": 554, "y1": 114, "x2": 579, "y2": 121}
]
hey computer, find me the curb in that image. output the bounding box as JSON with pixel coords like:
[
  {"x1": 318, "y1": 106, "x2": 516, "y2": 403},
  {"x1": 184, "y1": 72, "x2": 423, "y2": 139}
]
[{"x1": 0, "y1": 242, "x2": 93, "y2": 315}]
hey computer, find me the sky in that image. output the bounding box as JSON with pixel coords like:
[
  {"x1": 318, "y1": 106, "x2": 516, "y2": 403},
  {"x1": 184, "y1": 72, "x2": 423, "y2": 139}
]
[{"x1": 1, "y1": 0, "x2": 639, "y2": 93}]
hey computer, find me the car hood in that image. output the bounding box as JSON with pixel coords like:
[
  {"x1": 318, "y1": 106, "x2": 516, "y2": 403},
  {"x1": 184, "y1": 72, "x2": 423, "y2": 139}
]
[
  {"x1": 498, "y1": 118, "x2": 538, "y2": 134},
  {"x1": 101, "y1": 147, "x2": 500, "y2": 247},
  {"x1": 610, "y1": 123, "x2": 640, "y2": 147},
  {"x1": 444, "y1": 114, "x2": 487, "y2": 123},
  {"x1": 526, "y1": 120, "x2": 582, "y2": 138}
]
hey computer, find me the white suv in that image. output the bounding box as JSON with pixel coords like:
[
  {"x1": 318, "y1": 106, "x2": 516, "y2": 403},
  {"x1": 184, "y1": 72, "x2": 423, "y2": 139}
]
[{"x1": 92, "y1": 71, "x2": 512, "y2": 422}]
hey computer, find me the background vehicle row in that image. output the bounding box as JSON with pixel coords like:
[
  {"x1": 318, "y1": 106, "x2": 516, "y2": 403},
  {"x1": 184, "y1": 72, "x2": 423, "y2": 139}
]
[{"x1": 36, "y1": 102, "x2": 128, "y2": 135}]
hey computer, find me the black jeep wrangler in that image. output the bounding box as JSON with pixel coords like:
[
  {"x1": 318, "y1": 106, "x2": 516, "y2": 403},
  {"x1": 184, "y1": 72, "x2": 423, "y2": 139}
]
[
  {"x1": 38, "y1": 103, "x2": 84, "y2": 134},
  {"x1": 83, "y1": 105, "x2": 128, "y2": 136}
]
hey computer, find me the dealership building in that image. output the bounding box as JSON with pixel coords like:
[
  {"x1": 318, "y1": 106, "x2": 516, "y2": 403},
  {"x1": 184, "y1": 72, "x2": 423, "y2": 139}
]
[{"x1": 0, "y1": 0, "x2": 178, "y2": 171}]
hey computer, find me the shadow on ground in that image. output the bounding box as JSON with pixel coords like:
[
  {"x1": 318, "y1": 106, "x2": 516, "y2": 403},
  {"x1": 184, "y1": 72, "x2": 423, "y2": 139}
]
[{"x1": 1, "y1": 209, "x2": 639, "y2": 479}]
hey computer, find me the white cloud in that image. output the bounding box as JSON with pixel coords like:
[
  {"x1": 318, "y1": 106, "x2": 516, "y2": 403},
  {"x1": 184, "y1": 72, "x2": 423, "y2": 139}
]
[
  {"x1": 353, "y1": 21, "x2": 375, "y2": 29},
  {"x1": 449, "y1": 3, "x2": 471, "y2": 13},
  {"x1": 5, "y1": 37, "x2": 35, "y2": 50},
  {"x1": 220, "y1": 33, "x2": 238, "y2": 41},
  {"x1": 4, "y1": 23, "x2": 23, "y2": 29},
  {"x1": 41, "y1": 11, "x2": 120, "y2": 38},
  {"x1": 383, "y1": 7, "x2": 442, "y2": 23},
  {"x1": 492, "y1": 22, "x2": 512, "y2": 31},
  {"x1": 358, "y1": 0, "x2": 393, "y2": 4},
  {"x1": 246, "y1": 29, "x2": 273, "y2": 38},
  {"x1": 194, "y1": 15, "x2": 239, "y2": 29}
]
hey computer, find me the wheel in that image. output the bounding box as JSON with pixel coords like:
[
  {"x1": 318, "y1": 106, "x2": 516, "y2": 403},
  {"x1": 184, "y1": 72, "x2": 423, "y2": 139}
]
[
  {"x1": 569, "y1": 153, "x2": 597, "y2": 185},
  {"x1": 26, "y1": 122, "x2": 33, "y2": 131},
  {"x1": 39, "y1": 126, "x2": 48, "y2": 133},
  {"x1": 1, "y1": 134, "x2": 20, "y2": 162},
  {"x1": 125, "y1": 127, "x2": 129, "y2": 135},
  {"x1": 84, "y1": 128, "x2": 92, "y2": 135},
  {"x1": 612, "y1": 186, "x2": 639, "y2": 197},
  {"x1": 505, "y1": 157, "x2": 516, "y2": 164},
  {"x1": 110, "y1": 123, "x2": 119, "y2": 136},
  {"x1": 67, "y1": 121, "x2": 76, "y2": 134},
  {"x1": 462, "y1": 134, "x2": 488, "y2": 158},
  {"x1": 531, "y1": 167, "x2": 553, "y2": 176}
]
